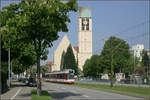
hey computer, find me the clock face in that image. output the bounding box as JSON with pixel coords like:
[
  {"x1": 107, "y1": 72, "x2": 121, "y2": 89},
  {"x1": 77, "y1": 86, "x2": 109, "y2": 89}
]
[{"x1": 83, "y1": 20, "x2": 88, "y2": 25}]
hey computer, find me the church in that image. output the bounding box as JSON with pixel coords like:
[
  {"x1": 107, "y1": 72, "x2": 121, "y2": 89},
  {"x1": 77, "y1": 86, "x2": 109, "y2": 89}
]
[{"x1": 52, "y1": 7, "x2": 92, "y2": 72}]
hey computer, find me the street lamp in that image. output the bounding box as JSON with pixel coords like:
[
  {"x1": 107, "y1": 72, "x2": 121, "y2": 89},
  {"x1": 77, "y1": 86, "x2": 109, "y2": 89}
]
[{"x1": 8, "y1": 40, "x2": 11, "y2": 87}]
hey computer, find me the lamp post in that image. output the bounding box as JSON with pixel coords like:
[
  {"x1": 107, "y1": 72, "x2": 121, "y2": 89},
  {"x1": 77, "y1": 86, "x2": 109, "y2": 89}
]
[{"x1": 8, "y1": 40, "x2": 11, "y2": 87}]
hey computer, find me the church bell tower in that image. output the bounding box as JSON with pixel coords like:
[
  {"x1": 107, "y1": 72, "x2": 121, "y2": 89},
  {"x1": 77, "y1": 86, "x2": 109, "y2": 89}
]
[{"x1": 78, "y1": 7, "x2": 92, "y2": 70}]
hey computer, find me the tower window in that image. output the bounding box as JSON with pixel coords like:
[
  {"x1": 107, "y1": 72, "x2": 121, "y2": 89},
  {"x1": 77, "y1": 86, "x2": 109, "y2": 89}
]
[
  {"x1": 82, "y1": 26, "x2": 84, "y2": 31},
  {"x1": 82, "y1": 18, "x2": 85, "y2": 31},
  {"x1": 81, "y1": 18, "x2": 90, "y2": 31},
  {"x1": 86, "y1": 26, "x2": 89, "y2": 31},
  {"x1": 86, "y1": 19, "x2": 89, "y2": 31},
  {"x1": 82, "y1": 18, "x2": 85, "y2": 27}
]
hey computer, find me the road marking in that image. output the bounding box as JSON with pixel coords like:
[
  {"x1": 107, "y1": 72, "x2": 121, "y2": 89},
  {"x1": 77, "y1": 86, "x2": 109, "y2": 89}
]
[
  {"x1": 83, "y1": 95, "x2": 89, "y2": 98},
  {"x1": 11, "y1": 88, "x2": 22, "y2": 100}
]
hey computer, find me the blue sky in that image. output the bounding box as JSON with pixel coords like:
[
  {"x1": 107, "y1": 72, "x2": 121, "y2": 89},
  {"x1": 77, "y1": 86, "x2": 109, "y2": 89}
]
[{"x1": 1, "y1": 1, "x2": 149, "y2": 65}]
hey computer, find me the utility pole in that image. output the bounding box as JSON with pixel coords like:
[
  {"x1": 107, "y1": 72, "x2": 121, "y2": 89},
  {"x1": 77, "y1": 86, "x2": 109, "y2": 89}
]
[
  {"x1": 11, "y1": 61, "x2": 12, "y2": 84},
  {"x1": 110, "y1": 37, "x2": 114, "y2": 87},
  {"x1": 110, "y1": 37, "x2": 124, "y2": 87},
  {"x1": 0, "y1": 0, "x2": 2, "y2": 94},
  {"x1": 111, "y1": 52, "x2": 114, "y2": 87},
  {"x1": 8, "y1": 40, "x2": 10, "y2": 87}
]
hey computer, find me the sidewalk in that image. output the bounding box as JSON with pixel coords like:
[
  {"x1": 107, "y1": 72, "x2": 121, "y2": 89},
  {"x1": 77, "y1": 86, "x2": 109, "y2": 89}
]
[
  {"x1": 77, "y1": 80, "x2": 149, "y2": 88},
  {"x1": 1, "y1": 81, "x2": 35, "y2": 100}
]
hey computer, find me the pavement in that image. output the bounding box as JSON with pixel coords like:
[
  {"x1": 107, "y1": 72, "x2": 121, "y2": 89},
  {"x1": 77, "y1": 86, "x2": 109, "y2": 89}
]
[
  {"x1": 42, "y1": 82, "x2": 146, "y2": 100},
  {"x1": 1, "y1": 81, "x2": 35, "y2": 100},
  {"x1": 77, "y1": 80, "x2": 150, "y2": 88}
]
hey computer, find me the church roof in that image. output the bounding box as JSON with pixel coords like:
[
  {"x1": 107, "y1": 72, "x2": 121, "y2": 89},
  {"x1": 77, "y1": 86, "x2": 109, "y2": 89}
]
[
  {"x1": 73, "y1": 46, "x2": 79, "y2": 53},
  {"x1": 55, "y1": 34, "x2": 70, "y2": 53},
  {"x1": 79, "y1": 7, "x2": 91, "y2": 18},
  {"x1": 46, "y1": 61, "x2": 52, "y2": 66}
]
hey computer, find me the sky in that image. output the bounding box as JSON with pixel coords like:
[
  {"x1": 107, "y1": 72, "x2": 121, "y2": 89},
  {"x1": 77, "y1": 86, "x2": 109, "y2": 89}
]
[{"x1": 1, "y1": 0, "x2": 149, "y2": 65}]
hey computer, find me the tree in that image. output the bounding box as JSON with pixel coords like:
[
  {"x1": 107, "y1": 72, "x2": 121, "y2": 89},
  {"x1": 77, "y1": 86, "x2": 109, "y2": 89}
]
[
  {"x1": 141, "y1": 50, "x2": 149, "y2": 76},
  {"x1": 60, "y1": 51, "x2": 65, "y2": 71},
  {"x1": 83, "y1": 55, "x2": 102, "y2": 78},
  {"x1": 1, "y1": 3, "x2": 20, "y2": 92},
  {"x1": 40, "y1": 65, "x2": 49, "y2": 77},
  {"x1": 134, "y1": 66, "x2": 146, "y2": 76},
  {"x1": 1, "y1": 42, "x2": 9, "y2": 93},
  {"x1": 83, "y1": 59, "x2": 90, "y2": 77},
  {"x1": 123, "y1": 56, "x2": 139, "y2": 76},
  {"x1": 1, "y1": 3, "x2": 37, "y2": 75},
  {"x1": 2, "y1": 0, "x2": 77, "y2": 96},
  {"x1": 100, "y1": 36, "x2": 131, "y2": 87},
  {"x1": 63, "y1": 44, "x2": 78, "y2": 74}
]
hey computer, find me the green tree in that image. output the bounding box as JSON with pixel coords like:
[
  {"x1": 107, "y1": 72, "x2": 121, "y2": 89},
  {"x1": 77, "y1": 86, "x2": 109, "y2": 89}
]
[
  {"x1": 134, "y1": 66, "x2": 146, "y2": 76},
  {"x1": 1, "y1": 42, "x2": 9, "y2": 93},
  {"x1": 1, "y1": 3, "x2": 37, "y2": 75},
  {"x1": 100, "y1": 36, "x2": 131, "y2": 87},
  {"x1": 63, "y1": 44, "x2": 78, "y2": 74},
  {"x1": 123, "y1": 56, "x2": 139, "y2": 76},
  {"x1": 2, "y1": 0, "x2": 77, "y2": 96},
  {"x1": 83, "y1": 59, "x2": 90, "y2": 77},
  {"x1": 83, "y1": 55, "x2": 102, "y2": 78},
  {"x1": 40, "y1": 65, "x2": 49, "y2": 77},
  {"x1": 141, "y1": 50, "x2": 149, "y2": 76},
  {"x1": 1, "y1": 4, "x2": 20, "y2": 91},
  {"x1": 60, "y1": 51, "x2": 65, "y2": 71}
]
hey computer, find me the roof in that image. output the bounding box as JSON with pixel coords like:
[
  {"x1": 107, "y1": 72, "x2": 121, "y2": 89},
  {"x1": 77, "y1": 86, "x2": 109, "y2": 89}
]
[
  {"x1": 45, "y1": 69, "x2": 74, "y2": 75},
  {"x1": 54, "y1": 34, "x2": 71, "y2": 53},
  {"x1": 73, "y1": 46, "x2": 79, "y2": 53},
  {"x1": 46, "y1": 61, "x2": 52, "y2": 66},
  {"x1": 79, "y1": 7, "x2": 91, "y2": 18}
]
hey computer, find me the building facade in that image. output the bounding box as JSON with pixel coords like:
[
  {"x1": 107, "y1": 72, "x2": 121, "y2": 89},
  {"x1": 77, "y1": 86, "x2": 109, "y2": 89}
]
[
  {"x1": 52, "y1": 35, "x2": 78, "y2": 72},
  {"x1": 131, "y1": 44, "x2": 144, "y2": 61}
]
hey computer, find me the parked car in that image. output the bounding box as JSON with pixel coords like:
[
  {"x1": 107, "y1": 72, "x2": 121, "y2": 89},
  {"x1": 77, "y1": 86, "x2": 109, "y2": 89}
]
[
  {"x1": 28, "y1": 77, "x2": 37, "y2": 87},
  {"x1": 22, "y1": 78, "x2": 29, "y2": 85}
]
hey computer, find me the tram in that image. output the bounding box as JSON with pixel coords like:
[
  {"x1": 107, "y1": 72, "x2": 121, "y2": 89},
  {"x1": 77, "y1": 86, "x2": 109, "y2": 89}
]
[{"x1": 45, "y1": 69, "x2": 75, "y2": 84}]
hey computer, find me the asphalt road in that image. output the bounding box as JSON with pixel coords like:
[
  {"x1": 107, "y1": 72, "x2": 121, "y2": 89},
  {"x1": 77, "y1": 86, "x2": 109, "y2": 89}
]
[{"x1": 43, "y1": 82, "x2": 145, "y2": 100}]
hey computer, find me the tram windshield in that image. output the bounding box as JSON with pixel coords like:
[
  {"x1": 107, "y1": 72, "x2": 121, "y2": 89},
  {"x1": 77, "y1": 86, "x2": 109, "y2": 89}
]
[{"x1": 67, "y1": 73, "x2": 74, "y2": 79}]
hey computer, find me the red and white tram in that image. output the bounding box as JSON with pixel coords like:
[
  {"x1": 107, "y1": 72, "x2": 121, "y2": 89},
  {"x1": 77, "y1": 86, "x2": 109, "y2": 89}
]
[{"x1": 45, "y1": 69, "x2": 75, "y2": 84}]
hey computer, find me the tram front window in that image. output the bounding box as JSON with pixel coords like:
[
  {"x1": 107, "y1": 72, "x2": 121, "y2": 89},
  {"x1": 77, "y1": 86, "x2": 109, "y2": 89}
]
[{"x1": 67, "y1": 74, "x2": 74, "y2": 79}]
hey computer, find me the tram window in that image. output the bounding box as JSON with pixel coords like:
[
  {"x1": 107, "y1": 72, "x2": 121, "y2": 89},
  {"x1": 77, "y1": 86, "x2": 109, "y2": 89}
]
[
  {"x1": 64, "y1": 74, "x2": 67, "y2": 80},
  {"x1": 60, "y1": 74, "x2": 64, "y2": 79},
  {"x1": 57, "y1": 74, "x2": 60, "y2": 79}
]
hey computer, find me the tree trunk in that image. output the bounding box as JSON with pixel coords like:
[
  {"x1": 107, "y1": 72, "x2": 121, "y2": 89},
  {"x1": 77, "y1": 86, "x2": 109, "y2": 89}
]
[{"x1": 37, "y1": 55, "x2": 41, "y2": 96}]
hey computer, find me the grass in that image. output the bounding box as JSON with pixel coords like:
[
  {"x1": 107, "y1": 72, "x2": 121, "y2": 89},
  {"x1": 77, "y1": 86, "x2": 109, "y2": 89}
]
[
  {"x1": 72, "y1": 82, "x2": 150, "y2": 99},
  {"x1": 31, "y1": 89, "x2": 52, "y2": 100}
]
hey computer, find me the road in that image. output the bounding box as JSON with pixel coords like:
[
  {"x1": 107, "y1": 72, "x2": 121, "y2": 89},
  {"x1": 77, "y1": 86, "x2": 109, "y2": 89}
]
[
  {"x1": 43, "y1": 82, "x2": 145, "y2": 100},
  {"x1": 1, "y1": 81, "x2": 35, "y2": 100}
]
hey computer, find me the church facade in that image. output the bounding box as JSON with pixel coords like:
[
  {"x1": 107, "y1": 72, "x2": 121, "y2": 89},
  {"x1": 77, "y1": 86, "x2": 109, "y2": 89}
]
[
  {"x1": 52, "y1": 7, "x2": 92, "y2": 72},
  {"x1": 52, "y1": 35, "x2": 78, "y2": 71}
]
